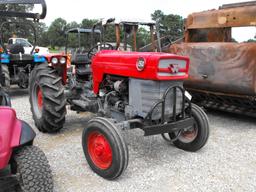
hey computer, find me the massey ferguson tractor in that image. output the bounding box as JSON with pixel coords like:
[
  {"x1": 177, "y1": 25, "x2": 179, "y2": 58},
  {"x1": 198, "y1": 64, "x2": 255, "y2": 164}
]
[
  {"x1": 0, "y1": 0, "x2": 53, "y2": 191},
  {"x1": 29, "y1": 18, "x2": 210, "y2": 179}
]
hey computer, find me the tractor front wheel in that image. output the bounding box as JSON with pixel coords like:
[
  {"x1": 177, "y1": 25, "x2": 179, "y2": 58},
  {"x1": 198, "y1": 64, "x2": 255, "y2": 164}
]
[
  {"x1": 29, "y1": 64, "x2": 66, "y2": 133},
  {"x1": 169, "y1": 104, "x2": 210, "y2": 152},
  {"x1": 82, "y1": 117, "x2": 129, "y2": 180}
]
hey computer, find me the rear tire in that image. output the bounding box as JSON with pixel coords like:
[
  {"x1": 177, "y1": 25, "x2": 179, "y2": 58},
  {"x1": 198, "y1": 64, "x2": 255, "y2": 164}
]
[
  {"x1": 169, "y1": 104, "x2": 210, "y2": 152},
  {"x1": 29, "y1": 64, "x2": 66, "y2": 133},
  {"x1": 82, "y1": 117, "x2": 129, "y2": 180},
  {"x1": 12, "y1": 146, "x2": 53, "y2": 192},
  {"x1": 1, "y1": 64, "x2": 10, "y2": 90}
]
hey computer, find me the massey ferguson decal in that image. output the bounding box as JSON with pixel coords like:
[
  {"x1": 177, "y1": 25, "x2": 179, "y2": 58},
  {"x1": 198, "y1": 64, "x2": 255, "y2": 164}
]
[{"x1": 169, "y1": 64, "x2": 179, "y2": 74}]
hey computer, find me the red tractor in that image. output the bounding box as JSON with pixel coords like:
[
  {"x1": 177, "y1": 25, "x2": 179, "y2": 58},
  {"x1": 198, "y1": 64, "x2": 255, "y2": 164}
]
[{"x1": 29, "y1": 19, "x2": 210, "y2": 179}]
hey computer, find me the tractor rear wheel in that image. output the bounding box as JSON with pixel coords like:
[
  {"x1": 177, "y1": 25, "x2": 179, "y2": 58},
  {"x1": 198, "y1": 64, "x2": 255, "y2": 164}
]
[
  {"x1": 169, "y1": 104, "x2": 210, "y2": 152},
  {"x1": 82, "y1": 117, "x2": 129, "y2": 180},
  {"x1": 1, "y1": 64, "x2": 10, "y2": 90},
  {"x1": 29, "y1": 64, "x2": 66, "y2": 133},
  {"x1": 12, "y1": 146, "x2": 53, "y2": 192}
]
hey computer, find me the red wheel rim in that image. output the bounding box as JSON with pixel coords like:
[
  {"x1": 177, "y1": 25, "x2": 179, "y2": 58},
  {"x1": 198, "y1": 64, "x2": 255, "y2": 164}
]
[
  {"x1": 179, "y1": 126, "x2": 198, "y2": 143},
  {"x1": 37, "y1": 87, "x2": 43, "y2": 110},
  {"x1": 87, "y1": 131, "x2": 113, "y2": 170},
  {"x1": 181, "y1": 129, "x2": 197, "y2": 139}
]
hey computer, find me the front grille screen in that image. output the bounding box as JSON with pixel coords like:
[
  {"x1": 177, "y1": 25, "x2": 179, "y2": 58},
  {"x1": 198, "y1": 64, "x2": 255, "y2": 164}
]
[{"x1": 128, "y1": 79, "x2": 183, "y2": 120}]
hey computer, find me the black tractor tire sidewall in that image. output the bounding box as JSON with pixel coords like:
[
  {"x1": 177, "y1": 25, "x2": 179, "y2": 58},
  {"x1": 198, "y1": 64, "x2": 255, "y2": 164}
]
[{"x1": 82, "y1": 117, "x2": 129, "y2": 180}]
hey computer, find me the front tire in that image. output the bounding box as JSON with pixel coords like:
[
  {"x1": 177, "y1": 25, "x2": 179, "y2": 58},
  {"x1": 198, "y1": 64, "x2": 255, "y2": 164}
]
[
  {"x1": 29, "y1": 64, "x2": 66, "y2": 133},
  {"x1": 169, "y1": 104, "x2": 210, "y2": 152},
  {"x1": 12, "y1": 146, "x2": 53, "y2": 192},
  {"x1": 82, "y1": 117, "x2": 129, "y2": 180}
]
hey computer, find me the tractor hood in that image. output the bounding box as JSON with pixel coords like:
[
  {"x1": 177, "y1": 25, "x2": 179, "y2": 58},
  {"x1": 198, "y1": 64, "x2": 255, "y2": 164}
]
[{"x1": 92, "y1": 50, "x2": 190, "y2": 94}]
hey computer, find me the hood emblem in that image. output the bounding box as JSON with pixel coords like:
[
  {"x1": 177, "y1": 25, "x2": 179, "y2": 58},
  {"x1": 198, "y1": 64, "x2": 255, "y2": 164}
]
[{"x1": 168, "y1": 64, "x2": 179, "y2": 73}]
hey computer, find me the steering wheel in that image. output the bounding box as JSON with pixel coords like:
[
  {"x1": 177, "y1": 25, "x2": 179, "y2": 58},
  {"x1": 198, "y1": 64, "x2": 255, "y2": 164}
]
[{"x1": 87, "y1": 43, "x2": 114, "y2": 60}]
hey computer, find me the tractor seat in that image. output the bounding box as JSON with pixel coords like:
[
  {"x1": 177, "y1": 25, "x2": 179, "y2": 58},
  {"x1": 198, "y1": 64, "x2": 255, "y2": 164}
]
[
  {"x1": 71, "y1": 50, "x2": 91, "y2": 65},
  {"x1": 8, "y1": 44, "x2": 25, "y2": 54}
]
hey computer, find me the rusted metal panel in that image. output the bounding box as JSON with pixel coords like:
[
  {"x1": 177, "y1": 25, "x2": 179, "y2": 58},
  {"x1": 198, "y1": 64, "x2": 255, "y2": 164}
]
[
  {"x1": 170, "y1": 43, "x2": 256, "y2": 96},
  {"x1": 186, "y1": 5, "x2": 256, "y2": 29},
  {"x1": 220, "y1": 1, "x2": 256, "y2": 9},
  {"x1": 171, "y1": 1, "x2": 256, "y2": 115},
  {"x1": 185, "y1": 28, "x2": 232, "y2": 43},
  {"x1": 115, "y1": 24, "x2": 121, "y2": 50}
]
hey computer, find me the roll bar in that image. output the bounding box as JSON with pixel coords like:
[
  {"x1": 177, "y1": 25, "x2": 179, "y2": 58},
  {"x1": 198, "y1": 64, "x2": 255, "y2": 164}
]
[{"x1": 0, "y1": 0, "x2": 47, "y2": 20}]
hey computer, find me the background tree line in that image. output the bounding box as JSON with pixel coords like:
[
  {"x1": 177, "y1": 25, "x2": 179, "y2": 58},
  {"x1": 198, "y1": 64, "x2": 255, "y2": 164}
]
[
  {"x1": 0, "y1": 4, "x2": 185, "y2": 49},
  {"x1": 39, "y1": 10, "x2": 184, "y2": 49},
  {"x1": 1, "y1": 5, "x2": 254, "y2": 49}
]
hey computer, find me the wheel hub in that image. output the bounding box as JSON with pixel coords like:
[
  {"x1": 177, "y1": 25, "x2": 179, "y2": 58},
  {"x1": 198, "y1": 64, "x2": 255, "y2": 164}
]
[
  {"x1": 179, "y1": 126, "x2": 198, "y2": 143},
  {"x1": 182, "y1": 129, "x2": 196, "y2": 139},
  {"x1": 88, "y1": 132, "x2": 112, "y2": 170}
]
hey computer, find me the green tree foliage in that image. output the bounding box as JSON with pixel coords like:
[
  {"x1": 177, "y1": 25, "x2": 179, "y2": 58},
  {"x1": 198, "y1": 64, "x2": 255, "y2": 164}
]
[
  {"x1": 81, "y1": 19, "x2": 97, "y2": 28},
  {"x1": 0, "y1": 7, "x2": 185, "y2": 50},
  {"x1": 136, "y1": 27, "x2": 152, "y2": 48},
  {"x1": 47, "y1": 18, "x2": 67, "y2": 48},
  {"x1": 0, "y1": 4, "x2": 36, "y2": 44},
  {"x1": 246, "y1": 39, "x2": 256, "y2": 42},
  {"x1": 35, "y1": 22, "x2": 48, "y2": 46},
  {"x1": 151, "y1": 10, "x2": 184, "y2": 41}
]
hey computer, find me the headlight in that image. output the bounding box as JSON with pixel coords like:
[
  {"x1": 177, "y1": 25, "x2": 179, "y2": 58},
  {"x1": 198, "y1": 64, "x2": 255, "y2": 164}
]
[
  {"x1": 60, "y1": 57, "x2": 66, "y2": 64},
  {"x1": 136, "y1": 57, "x2": 146, "y2": 71},
  {"x1": 51, "y1": 57, "x2": 58, "y2": 64}
]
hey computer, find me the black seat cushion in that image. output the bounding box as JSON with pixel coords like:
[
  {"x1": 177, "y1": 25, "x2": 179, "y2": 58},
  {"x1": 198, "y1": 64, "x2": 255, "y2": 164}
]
[
  {"x1": 71, "y1": 52, "x2": 91, "y2": 65},
  {"x1": 8, "y1": 44, "x2": 25, "y2": 54}
]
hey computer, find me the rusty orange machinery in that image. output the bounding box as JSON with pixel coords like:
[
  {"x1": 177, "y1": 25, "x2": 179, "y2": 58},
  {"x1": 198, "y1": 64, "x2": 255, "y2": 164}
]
[
  {"x1": 169, "y1": 1, "x2": 256, "y2": 116},
  {"x1": 184, "y1": 1, "x2": 256, "y2": 42}
]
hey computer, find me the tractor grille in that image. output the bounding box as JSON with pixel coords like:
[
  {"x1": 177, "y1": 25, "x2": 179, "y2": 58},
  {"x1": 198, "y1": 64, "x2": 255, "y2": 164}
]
[
  {"x1": 158, "y1": 59, "x2": 187, "y2": 77},
  {"x1": 127, "y1": 78, "x2": 183, "y2": 120}
]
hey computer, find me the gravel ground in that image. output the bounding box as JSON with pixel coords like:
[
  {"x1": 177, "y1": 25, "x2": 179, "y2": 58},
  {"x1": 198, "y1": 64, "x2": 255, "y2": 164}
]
[{"x1": 10, "y1": 87, "x2": 256, "y2": 192}]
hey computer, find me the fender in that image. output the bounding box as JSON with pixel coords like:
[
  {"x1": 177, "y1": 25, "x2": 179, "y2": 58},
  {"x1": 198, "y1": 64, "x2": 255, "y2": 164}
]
[
  {"x1": 19, "y1": 121, "x2": 36, "y2": 146},
  {"x1": 0, "y1": 107, "x2": 35, "y2": 169},
  {"x1": 0, "y1": 107, "x2": 21, "y2": 169}
]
